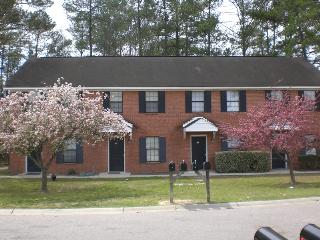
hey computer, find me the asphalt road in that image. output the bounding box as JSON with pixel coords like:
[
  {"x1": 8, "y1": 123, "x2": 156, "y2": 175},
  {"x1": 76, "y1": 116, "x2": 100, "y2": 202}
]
[{"x1": 1, "y1": 199, "x2": 320, "y2": 240}]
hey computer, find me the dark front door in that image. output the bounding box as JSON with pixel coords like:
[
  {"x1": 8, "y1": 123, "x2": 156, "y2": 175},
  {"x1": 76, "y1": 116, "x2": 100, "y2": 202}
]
[
  {"x1": 272, "y1": 150, "x2": 286, "y2": 169},
  {"x1": 27, "y1": 153, "x2": 41, "y2": 173},
  {"x1": 192, "y1": 136, "x2": 207, "y2": 170},
  {"x1": 109, "y1": 139, "x2": 124, "y2": 172}
]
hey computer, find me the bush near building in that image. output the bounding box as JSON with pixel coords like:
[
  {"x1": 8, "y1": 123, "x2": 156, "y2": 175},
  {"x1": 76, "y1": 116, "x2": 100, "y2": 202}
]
[
  {"x1": 215, "y1": 151, "x2": 270, "y2": 173},
  {"x1": 299, "y1": 155, "x2": 320, "y2": 170}
]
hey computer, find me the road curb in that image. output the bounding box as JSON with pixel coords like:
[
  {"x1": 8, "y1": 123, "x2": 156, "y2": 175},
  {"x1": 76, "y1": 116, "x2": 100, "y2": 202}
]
[{"x1": 1, "y1": 197, "x2": 319, "y2": 216}]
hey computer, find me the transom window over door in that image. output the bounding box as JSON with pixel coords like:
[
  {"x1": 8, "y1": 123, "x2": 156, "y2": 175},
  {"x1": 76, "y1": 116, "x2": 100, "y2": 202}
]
[
  {"x1": 192, "y1": 92, "x2": 204, "y2": 112},
  {"x1": 145, "y1": 91, "x2": 159, "y2": 112},
  {"x1": 226, "y1": 91, "x2": 239, "y2": 112},
  {"x1": 146, "y1": 137, "x2": 160, "y2": 162}
]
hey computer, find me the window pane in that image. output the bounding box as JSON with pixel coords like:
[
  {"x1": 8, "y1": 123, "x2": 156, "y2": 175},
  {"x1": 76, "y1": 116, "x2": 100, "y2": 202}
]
[
  {"x1": 63, "y1": 150, "x2": 77, "y2": 163},
  {"x1": 146, "y1": 92, "x2": 158, "y2": 101},
  {"x1": 227, "y1": 139, "x2": 240, "y2": 149},
  {"x1": 227, "y1": 102, "x2": 239, "y2": 112},
  {"x1": 192, "y1": 102, "x2": 204, "y2": 112},
  {"x1": 146, "y1": 102, "x2": 158, "y2": 112},
  {"x1": 110, "y1": 102, "x2": 122, "y2": 113},
  {"x1": 146, "y1": 137, "x2": 159, "y2": 149},
  {"x1": 65, "y1": 139, "x2": 77, "y2": 150},
  {"x1": 271, "y1": 91, "x2": 283, "y2": 101},
  {"x1": 227, "y1": 91, "x2": 239, "y2": 101},
  {"x1": 110, "y1": 91, "x2": 122, "y2": 102},
  {"x1": 146, "y1": 137, "x2": 160, "y2": 162},
  {"x1": 304, "y1": 91, "x2": 316, "y2": 100},
  {"x1": 192, "y1": 92, "x2": 204, "y2": 101}
]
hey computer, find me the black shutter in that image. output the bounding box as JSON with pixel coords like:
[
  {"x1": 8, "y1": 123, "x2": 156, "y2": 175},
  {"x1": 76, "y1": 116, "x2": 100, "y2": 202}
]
[
  {"x1": 316, "y1": 91, "x2": 320, "y2": 111},
  {"x1": 139, "y1": 137, "x2": 147, "y2": 163},
  {"x1": 76, "y1": 142, "x2": 83, "y2": 164},
  {"x1": 298, "y1": 90, "x2": 304, "y2": 98},
  {"x1": 103, "y1": 91, "x2": 110, "y2": 110},
  {"x1": 221, "y1": 139, "x2": 228, "y2": 151},
  {"x1": 158, "y1": 91, "x2": 165, "y2": 113},
  {"x1": 159, "y1": 137, "x2": 166, "y2": 163},
  {"x1": 56, "y1": 151, "x2": 64, "y2": 164},
  {"x1": 265, "y1": 90, "x2": 271, "y2": 100},
  {"x1": 139, "y1": 91, "x2": 146, "y2": 113},
  {"x1": 204, "y1": 91, "x2": 211, "y2": 112},
  {"x1": 220, "y1": 91, "x2": 227, "y2": 112},
  {"x1": 239, "y1": 90, "x2": 247, "y2": 112},
  {"x1": 185, "y1": 91, "x2": 192, "y2": 113}
]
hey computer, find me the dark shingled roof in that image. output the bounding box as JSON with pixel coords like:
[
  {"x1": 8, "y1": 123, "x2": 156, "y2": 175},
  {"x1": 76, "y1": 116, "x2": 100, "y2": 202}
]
[{"x1": 6, "y1": 56, "x2": 320, "y2": 89}]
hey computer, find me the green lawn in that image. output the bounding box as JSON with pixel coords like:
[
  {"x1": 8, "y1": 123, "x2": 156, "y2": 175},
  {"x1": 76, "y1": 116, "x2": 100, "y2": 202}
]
[
  {"x1": 0, "y1": 175, "x2": 320, "y2": 208},
  {"x1": 0, "y1": 167, "x2": 9, "y2": 176}
]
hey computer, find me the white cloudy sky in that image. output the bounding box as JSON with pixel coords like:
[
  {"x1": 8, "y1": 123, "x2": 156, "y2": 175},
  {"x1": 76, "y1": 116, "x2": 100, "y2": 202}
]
[{"x1": 46, "y1": 0, "x2": 238, "y2": 39}]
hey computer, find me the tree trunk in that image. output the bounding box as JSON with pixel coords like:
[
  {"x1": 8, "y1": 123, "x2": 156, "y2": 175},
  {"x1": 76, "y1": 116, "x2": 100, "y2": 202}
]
[
  {"x1": 207, "y1": 0, "x2": 211, "y2": 56},
  {"x1": 41, "y1": 167, "x2": 48, "y2": 193},
  {"x1": 163, "y1": 0, "x2": 168, "y2": 55},
  {"x1": 287, "y1": 153, "x2": 296, "y2": 187},
  {"x1": 89, "y1": 0, "x2": 93, "y2": 57},
  {"x1": 137, "y1": 0, "x2": 142, "y2": 56}
]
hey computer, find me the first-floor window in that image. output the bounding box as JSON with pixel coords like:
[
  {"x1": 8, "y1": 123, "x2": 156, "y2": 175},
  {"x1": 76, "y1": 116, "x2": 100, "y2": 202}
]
[
  {"x1": 222, "y1": 138, "x2": 240, "y2": 151},
  {"x1": 56, "y1": 139, "x2": 83, "y2": 164},
  {"x1": 146, "y1": 137, "x2": 160, "y2": 162},
  {"x1": 140, "y1": 136, "x2": 166, "y2": 163},
  {"x1": 305, "y1": 135, "x2": 317, "y2": 156},
  {"x1": 63, "y1": 139, "x2": 77, "y2": 163}
]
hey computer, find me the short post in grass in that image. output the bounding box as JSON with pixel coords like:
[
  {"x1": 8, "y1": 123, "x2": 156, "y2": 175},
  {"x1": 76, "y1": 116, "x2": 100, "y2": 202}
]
[
  {"x1": 203, "y1": 162, "x2": 211, "y2": 203},
  {"x1": 168, "y1": 161, "x2": 176, "y2": 204}
]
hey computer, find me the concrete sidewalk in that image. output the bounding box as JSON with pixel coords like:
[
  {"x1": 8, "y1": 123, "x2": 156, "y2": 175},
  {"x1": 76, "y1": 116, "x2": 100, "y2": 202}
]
[
  {"x1": 0, "y1": 196, "x2": 319, "y2": 216},
  {"x1": 1, "y1": 169, "x2": 320, "y2": 179}
]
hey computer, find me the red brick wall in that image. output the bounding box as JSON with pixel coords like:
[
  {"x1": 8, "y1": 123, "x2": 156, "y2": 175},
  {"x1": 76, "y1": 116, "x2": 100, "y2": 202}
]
[{"x1": 8, "y1": 90, "x2": 320, "y2": 175}]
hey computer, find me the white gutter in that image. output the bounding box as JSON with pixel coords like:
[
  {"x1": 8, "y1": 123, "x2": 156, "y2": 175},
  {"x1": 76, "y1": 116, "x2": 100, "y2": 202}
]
[{"x1": 4, "y1": 86, "x2": 320, "y2": 91}]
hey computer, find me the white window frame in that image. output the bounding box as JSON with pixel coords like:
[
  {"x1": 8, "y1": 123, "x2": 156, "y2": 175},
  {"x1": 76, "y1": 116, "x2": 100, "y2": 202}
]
[
  {"x1": 270, "y1": 90, "x2": 283, "y2": 101},
  {"x1": 145, "y1": 91, "x2": 159, "y2": 113},
  {"x1": 63, "y1": 139, "x2": 77, "y2": 163},
  {"x1": 191, "y1": 91, "x2": 205, "y2": 112},
  {"x1": 109, "y1": 91, "x2": 123, "y2": 113},
  {"x1": 226, "y1": 91, "x2": 240, "y2": 112},
  {"x1": 146, "y1": 137, "x2": 160, "y2": 162}
]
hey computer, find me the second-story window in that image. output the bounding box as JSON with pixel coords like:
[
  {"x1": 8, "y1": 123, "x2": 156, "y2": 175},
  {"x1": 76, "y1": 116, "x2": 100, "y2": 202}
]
[
  {"x1": 110, "y1": 91, "x2": 123, "y2": 113},
  {"x1": 192, "y1": 92, "x2": 204, "y2": 112},
  {"x1": 226, "y1": 91, "x2": 240, "y2": 112},
  {"x1": 139, "y1": 91, "x2": 165, "y2": 113},
  {"x1": 220, "y1": 90, "x2": 246, "y2": 112},
  {"x1": 102, "y1": 91, "x2": 123, "y2": 113},
  {"x1": 185, "y1": 91, "x2": 211, "y2": 113},
  {"x1": 266, "y1": 90, "x2": 283, "y2": 101},
  {"x1": 145, "y1": 91, "x2": 159, "y2": 112}
]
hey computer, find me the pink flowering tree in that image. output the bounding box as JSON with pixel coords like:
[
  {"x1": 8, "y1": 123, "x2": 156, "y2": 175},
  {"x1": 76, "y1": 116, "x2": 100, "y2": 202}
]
[
  {"x1": 0, "y1": 80, "x2": 128, "y2": 192},
  {"x1": 220, "y1": 95, "x2": 319, "y2": 187}
]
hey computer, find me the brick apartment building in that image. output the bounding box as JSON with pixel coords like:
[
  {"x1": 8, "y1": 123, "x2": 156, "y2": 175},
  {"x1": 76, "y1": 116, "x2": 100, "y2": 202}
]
[{"x1": 5, "y1": 56, "x2": 320, "y2": 175}]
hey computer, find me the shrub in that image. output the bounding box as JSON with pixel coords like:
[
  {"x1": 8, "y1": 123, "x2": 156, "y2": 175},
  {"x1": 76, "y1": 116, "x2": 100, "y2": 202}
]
[
  {"x1": 299, "y1": 155, "x2": 320, "y2": 170},
  {"x1": 67, "y1": 169, "x2": 77, "y2": 175},
  {"x1": 215, "y1": 151, "x2": 270, "y2": 173}
]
